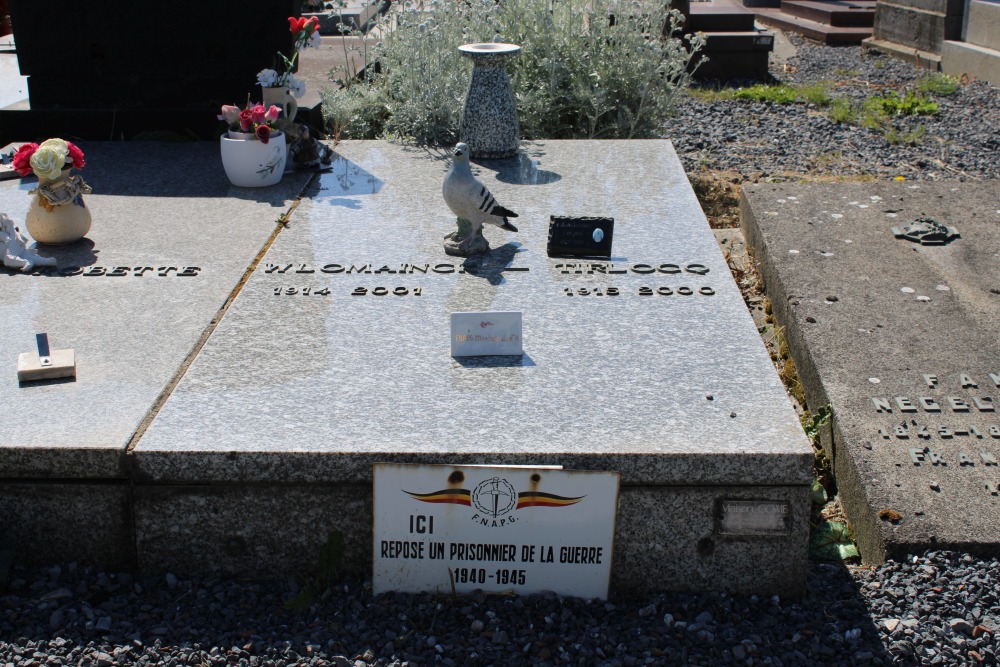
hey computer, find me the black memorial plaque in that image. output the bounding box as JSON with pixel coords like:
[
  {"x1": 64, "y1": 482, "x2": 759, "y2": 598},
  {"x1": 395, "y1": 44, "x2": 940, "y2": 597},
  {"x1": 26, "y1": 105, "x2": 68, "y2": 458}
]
[{"x1": 547, "y1": 217, "x2": 614, "y2": 258}]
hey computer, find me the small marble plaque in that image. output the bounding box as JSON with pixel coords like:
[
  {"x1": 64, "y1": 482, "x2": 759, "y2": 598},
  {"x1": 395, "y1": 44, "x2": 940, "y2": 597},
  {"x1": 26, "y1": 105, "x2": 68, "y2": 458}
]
[
  {"x1": 718, "y1": 499, "x2": 790, "y2": 535},
  {"x1": 450, "y1": 312, "x2": 523, "y2": 357}
]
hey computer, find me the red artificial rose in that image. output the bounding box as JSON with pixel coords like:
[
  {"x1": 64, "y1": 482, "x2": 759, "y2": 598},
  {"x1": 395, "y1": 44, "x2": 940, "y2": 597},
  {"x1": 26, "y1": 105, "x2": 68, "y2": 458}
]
[
  {"x1": 288, "y1": 16, "x2": 306, "y2": 33},
  {"x1": 251, "y1": 104, "x2": 266, "y2": 125},
  {"x1": 239, "y1": 108, "x2": 254, "y2": 131},
  {"x1": 256, "y1": 124, "x2": 271, "y2": 144},
  {"x1": 66, "y1": 142, "x2": 86, "y2": 170},
  {"x1": 306, "y1": 16, "x2": 319, "y2": 33},
  {"x1": 12, "y1": 143, "x2": 38, "y2": 177}
]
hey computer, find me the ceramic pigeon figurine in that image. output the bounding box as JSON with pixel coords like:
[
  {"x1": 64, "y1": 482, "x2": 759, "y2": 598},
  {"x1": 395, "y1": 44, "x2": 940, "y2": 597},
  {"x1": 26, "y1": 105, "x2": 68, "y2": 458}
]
[{"x1": 442, "y1": 143, "x2": 518, "y2": 256}]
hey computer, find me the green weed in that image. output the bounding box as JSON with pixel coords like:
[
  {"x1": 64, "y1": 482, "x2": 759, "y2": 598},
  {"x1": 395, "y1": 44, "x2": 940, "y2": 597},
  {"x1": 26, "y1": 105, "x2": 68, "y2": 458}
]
[
  {"x1": 733, "y1": 84, "x2": 796, "y2": 104},
  {"x1": 873, "y1": 90, "x2": 939, "y2": 116},
  {"x1": 798, "y1": 82, "x2": 831, "y2": 106},
  {"x1": 917, "y1": 72, "x2": 960, "y2": 96},
  {"x1": 884, "y1": 124, "x2": 927, "y2": 145},
  {"x1": 829, "y1": 97, "x2": 856, "y2": 124}
]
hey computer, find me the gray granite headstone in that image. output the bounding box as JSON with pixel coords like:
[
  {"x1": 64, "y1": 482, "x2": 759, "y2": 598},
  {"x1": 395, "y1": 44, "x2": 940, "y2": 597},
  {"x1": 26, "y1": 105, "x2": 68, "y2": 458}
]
[
  {"x1": 0, "y1": 142, "x2": 312, "y2": 564},
  {"x1": 134, "y1": 141, "x2": 813, "y2": 594},
  {"x1": 741, "y1": 181, "x2": 1000, "y2": 563}
]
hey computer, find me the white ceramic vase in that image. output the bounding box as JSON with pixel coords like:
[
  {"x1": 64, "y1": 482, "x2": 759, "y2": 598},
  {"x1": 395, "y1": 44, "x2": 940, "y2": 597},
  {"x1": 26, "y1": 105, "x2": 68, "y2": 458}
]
[
  {"x1": 220, "y1": 131, "x2": 287, "y2": 188},
  {"x1": 25, "y1": 168, "x2": 93, "y2": 245}
]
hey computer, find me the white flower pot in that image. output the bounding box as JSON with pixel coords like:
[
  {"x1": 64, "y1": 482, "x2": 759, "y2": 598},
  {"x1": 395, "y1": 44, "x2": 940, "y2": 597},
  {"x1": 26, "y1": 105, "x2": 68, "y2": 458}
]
[{"x1": 220, "y1": 131, "x2": 286, "y2": 188}]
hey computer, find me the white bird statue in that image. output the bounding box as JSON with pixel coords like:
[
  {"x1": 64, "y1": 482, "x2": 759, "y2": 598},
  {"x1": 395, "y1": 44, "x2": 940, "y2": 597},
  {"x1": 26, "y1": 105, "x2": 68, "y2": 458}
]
[{"x1": 442, "y1": 142, "x2": 518, "y2": 256}]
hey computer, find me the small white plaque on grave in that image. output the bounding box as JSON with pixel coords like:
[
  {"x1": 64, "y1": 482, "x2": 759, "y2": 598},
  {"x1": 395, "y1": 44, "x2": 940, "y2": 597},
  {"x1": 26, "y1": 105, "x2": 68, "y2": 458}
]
[
  {"x1": 450, "y1": 311, "x2": 522, "y2": 357},
  {"x1": 373, "y1": 463, "x2": 619, "y2": 599}
]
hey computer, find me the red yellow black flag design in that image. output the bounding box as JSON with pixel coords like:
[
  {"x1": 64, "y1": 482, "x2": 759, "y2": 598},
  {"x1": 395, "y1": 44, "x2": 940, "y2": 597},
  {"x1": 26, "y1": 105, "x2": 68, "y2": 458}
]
[
  {"x1": 406, "y1": 488, "x2": 584, "y2": 509},
  {"x1": 516, "y1": 491, "x2": 584, "y2": 509},
  {"x1": 404, "y1": 488, "x2": 472, "y2": 506}
]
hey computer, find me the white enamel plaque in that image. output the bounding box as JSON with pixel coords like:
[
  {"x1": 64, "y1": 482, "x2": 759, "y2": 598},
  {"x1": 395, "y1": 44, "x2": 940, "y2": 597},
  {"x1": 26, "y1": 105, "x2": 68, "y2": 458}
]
[
  {"x1": 450, "y1": 311, "x2": 523, "y2": 356},
  {"x1": 373, "y1": 463, "x2": 619, "y2": 599}
]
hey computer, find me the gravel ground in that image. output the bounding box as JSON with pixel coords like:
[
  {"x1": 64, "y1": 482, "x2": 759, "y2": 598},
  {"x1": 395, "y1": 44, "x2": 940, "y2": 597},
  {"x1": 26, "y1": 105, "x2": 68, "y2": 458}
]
[
  {"x1": 4, "y1": 35, "x2": 1000, "y2": 667},
  {"x1": 2, "y1": 552, "x2": 998, "y2": 666},
  {"x1": 671, "y1": 33, "x2": 1000, "y2": 181}
]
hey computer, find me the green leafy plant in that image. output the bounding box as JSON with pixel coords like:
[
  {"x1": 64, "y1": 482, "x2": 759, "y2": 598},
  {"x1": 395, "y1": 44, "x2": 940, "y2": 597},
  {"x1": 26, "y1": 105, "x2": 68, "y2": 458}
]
[
  {"x1": 321, "y1": 0, "x2": 703, "y2": 144},
  {"x1": 829, "y1": 97, "x2": 856, "y2": 124},
  {"x1": 872, "y1": 90, "x2": 938, "y2": 117},
  {"x1": 809, "y1": 520, "x2": 859, "y2": 561}
]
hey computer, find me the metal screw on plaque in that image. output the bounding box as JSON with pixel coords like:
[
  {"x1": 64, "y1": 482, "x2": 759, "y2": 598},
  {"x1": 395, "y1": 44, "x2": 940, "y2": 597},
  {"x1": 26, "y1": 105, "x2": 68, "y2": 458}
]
[{"x1": 458, "y1": 42, "x2": 521, "y2": 159}]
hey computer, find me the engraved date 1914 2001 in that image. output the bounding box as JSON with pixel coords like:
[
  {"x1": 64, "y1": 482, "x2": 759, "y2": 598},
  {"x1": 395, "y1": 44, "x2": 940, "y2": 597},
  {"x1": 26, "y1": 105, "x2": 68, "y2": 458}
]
[{"x1": 272, "y1": 286, "x2": 423, "y2": 296}]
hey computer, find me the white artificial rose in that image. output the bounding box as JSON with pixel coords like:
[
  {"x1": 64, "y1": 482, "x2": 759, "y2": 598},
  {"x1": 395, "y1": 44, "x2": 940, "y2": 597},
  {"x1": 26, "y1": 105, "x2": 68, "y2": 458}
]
[{"x1": 30, "y1": 140, "x2": 69, "y2": 181}]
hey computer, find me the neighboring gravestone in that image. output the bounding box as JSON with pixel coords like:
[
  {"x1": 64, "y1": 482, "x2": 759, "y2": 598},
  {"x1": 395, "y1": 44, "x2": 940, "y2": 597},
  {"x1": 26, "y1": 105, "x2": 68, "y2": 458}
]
[
  {"x1": 5, "y1": 0, "x2": 298, "y2": 138},
  {"x1": 741, "y1": 181, "x2": 1000, "y2": 563},
  {"x1": 133, "y1": 141, "x2": 813, "y2": 595},
  {"x1": 0, "y1": 143, "x2": 313, "y2": 566}
]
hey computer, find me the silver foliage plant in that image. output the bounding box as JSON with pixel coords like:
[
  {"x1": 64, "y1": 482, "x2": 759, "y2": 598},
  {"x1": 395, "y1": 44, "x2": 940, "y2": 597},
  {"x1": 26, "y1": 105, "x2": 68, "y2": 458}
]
[{"x1": 321, "y1": 0, "x2": 703, "y2": 144}]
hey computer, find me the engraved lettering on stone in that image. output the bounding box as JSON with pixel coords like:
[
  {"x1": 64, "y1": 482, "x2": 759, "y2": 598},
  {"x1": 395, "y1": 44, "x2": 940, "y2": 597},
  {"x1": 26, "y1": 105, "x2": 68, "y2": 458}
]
[
  {"x1": 873, "y1": 398, "x2": 893, "y2": 413},
  {"x1": 909, "y1": 448, "x2": 926, "y2": 464},
  {"x1": 918, "y1": 397, "x2": 941, "y2": 412},
  {"x1": 938, "y1": 425, "x2": 953, "y2": 438},
  {"x1": 322, "y1": 264, "x2": 345, "y2": 273},
  {"x1": 107, "y1": 267, "x2": 129, "y2": 277},
  {"x1": 958, "y1": 451, "x2": 975, "y2": 466},
  {"x1": 374, "y1": 265, "x2": 397, "y2": 274},
  {"x1": 981, "y1": 452, "x2": 999, "y2": 466},
  {"x1": 923, "y1": 374, "x2": 938, "y2": 388},
  {"x1": 972, "y1": 397, "x2": 995, "y2": 412},
  {"x1": 895, "y1": 397, "x2": 917, "y2": 412},
  {"x1": 83, "y1": 267, "x2": 105, "y2": 276},
  {"x1": 991, "y1": 373, "x2": 1000, "y2": 388},
  {"x1": 158, "y1": 267, "x2": 177, "y2": 277},
  {"x1": 948, "y1": 397, "x2": 970, "y2": 412},
  {"x1": 296, "y1": 263, "x2": 315, "y2": 273},
  {"x1": 961, "y1": 374, "x2": 978, "y2": 388},
  {"x1": 348, "y1": 264, "x2": 372, "y2": 274},
  {"x1": 177, "y1": 267, "x2": 201, "y2": 277},
  {"x1": 134, "y1": 267, "x2": 154, "y2": 276},
  {"x1": 265, "y1": 263, "x2": 293, "y2": 274}
]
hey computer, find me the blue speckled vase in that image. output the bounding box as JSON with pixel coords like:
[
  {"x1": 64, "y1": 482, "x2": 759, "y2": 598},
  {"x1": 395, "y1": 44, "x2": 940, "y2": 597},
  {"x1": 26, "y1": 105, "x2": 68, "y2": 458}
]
[{"x1": 459, "y1": 43, "x2": 521, "y2": 159}]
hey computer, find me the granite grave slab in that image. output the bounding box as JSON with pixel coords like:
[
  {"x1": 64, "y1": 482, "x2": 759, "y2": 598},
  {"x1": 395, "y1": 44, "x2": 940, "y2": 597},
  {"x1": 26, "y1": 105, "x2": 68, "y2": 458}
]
[
  {"x1": 0, "y1": 142, "x2": 313, "y2": 563},
  {"x1": 741, "y1": 181, "x2": 1000, "y2": 563},
  {"x1": 134, "y1": 141, "x2": 813, "y2": 594}
]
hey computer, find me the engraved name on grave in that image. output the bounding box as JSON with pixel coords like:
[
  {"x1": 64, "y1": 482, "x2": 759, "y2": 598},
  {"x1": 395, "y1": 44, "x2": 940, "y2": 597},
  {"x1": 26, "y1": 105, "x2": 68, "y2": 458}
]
[{"x1": 870, "y1": 371, "x2": 1000, "y2": 498}]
